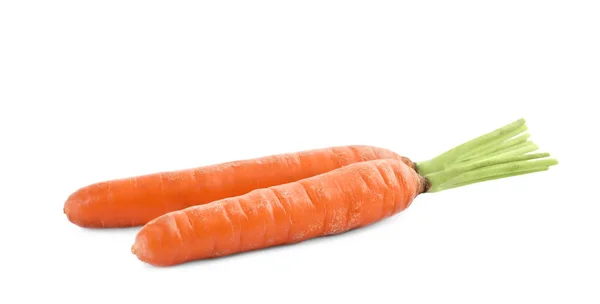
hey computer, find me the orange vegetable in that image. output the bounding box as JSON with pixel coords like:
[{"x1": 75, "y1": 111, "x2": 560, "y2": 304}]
[
  {"x1": 131, "y1": 119, "x2": 558, "y2": 266},
  {"x1": 132, "y1": 159, "x2": 426, "y2": 266},
  {"x1": 64, "y1": 145, "x2": 413, "y2": 228}
]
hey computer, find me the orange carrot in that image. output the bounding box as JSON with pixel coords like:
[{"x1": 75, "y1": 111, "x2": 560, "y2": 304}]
[
  {"x1": 65, "y1": 118, "x2": 543, "y2": 229},
  {"x1": 64, "y1": 145, "x2": 412, "y2": 228},
  {"x1": 131, "y1": 119, "x2": 558, "y2": 266},
  {"x1": 132, "y1": 159, "x2": 426, "y2": 266}
]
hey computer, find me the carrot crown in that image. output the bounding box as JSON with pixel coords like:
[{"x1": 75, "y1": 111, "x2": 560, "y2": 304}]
[{"x1": 415, "y1": 118, "x2": 558, "y2": 193}]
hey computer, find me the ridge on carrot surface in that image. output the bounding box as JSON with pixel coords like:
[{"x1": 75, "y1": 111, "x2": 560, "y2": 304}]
[{"x1": 131, "y1": 118, "x2": 558, "y2": 267}]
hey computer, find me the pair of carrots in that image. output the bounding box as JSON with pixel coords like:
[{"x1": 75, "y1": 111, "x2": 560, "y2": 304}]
[{"x1": 64, "y1": 118, "x2": 557, "y2": 266}]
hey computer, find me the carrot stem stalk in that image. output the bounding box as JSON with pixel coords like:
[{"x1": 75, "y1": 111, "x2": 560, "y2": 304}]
[
  {"x1": 449, "y1": 124, "x2": 529, "y2": 164},
  {"x1": 415, "y1": 119, "x2": 527, "y2": 175},
  {"x1": 439, "y1": 167, "x2": 549, "y2": 190},
  {"x1": 457, "y1": 133, "x2": 531, "y2": 162},
  {"x1": 426, "y1": 155, "x2": 558, "y2": 193},
  {"x1": 453, "y1": 141, "x2": 539, "y2": 167}
]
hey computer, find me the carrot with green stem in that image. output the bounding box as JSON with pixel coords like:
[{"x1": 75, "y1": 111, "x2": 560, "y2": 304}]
[
  {"x1": 65, "y1": 118, "x2": 540, "y2": 228},
  {"x1": 131, "y1": 121, "x2": 558, "y2": 266},
  {"x1": 64, "y1": 146, "x2": 413, "y2": 228}
]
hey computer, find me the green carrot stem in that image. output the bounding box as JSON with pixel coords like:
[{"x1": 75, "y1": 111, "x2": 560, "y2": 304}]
[
  {"x1": 427, "y1": 157, "x2": 558, "y2": 193},
  {"x1": 486, "y1": 141, "x2": 539, "y2": 159},
  {"x1": 416, "y1": 118, "x2": 527, "y2": 175},
  {"x1": 457, "y1": 133, "x2": 531, "y2": 162},
  {"x1": 451, "y1": 125, "x2": 528, "y2": 163},
  {"x1": 426, "y1": 152, "x2": 551, "y2": 187},
  {"x1": 438, "y1": 167, "x2": 549, "y2": 190},
  {"x1": 457, "y1": 141, "x2": 539, "y2": 167}
]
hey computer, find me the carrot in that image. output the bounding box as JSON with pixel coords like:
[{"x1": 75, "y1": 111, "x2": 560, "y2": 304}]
[
  {"x1": 131, "y1": 119, "x2": 558, "y2": 266},
  {"x1": 64, "y1": 145, "x2": 413, "y2": 228},
  {"x1": 65, "y1": 118, "x2": 539, "y2": 228},
  {"x1": 132, "y1": 159, "x2": 426, "y2": 266}
]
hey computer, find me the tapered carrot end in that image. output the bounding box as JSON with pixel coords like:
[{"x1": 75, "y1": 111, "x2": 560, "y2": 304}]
[
  {"x1": 131, "y1": 217, "x2": 185, "y2": 267},
  {"x1": 63, "y1": 198, "x2": 76, "y2": 221},
  {"x1": 131, "y1": 233, "x2": 150, "y2": 262},
  {"x1": 64, "y1": 193, "x2": 86, "y2": 227},
  {"x1": 63, "y1": 185, "x2": 120, "y2": 228}
]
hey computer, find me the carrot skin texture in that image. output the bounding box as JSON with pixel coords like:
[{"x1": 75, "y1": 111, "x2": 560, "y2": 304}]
[
  {"x1": 64, "y1": 146, "x2": 413, "y2": 228},
  {"x1": 131, "y1": 159, "x2": 425, "y2": 267}
]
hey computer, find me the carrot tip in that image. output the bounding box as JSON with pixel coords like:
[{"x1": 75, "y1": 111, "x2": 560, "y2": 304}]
[{"x1": 131, "y1": 245, "x2": 137, "y2": 255}]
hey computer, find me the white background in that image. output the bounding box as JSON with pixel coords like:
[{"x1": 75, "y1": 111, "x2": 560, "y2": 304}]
[{"x1": 1, "y1": 1, "x2": 599, "y2": 303}]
